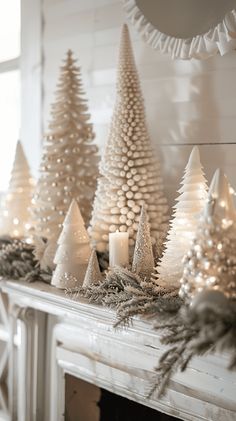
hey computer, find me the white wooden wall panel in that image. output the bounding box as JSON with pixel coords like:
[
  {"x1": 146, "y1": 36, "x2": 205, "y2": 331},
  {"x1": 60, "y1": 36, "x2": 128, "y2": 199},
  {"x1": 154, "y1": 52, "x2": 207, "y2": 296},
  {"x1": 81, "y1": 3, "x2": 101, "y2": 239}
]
[{"x1": 42, "y1": 0, "x2": 236, "y2": 205}]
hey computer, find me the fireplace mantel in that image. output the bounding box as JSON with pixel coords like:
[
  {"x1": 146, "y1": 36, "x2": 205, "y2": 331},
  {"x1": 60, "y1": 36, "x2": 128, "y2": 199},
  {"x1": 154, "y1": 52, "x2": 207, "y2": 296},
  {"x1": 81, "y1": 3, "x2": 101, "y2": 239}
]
[{"x1": 1, "y1": 280, "x2": 236, "y2": 421}]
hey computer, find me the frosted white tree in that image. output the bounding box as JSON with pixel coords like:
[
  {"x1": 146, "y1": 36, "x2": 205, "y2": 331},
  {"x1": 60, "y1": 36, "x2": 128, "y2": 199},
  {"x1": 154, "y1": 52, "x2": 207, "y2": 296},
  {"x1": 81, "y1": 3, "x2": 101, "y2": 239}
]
[
  {"x1": 33, "y1": 49, "x2": 99, "y2": 246},
  {"x1": 0, "y1": 141, "x2": 34, "y2": 238},
  {"x1": 132, "y1": 205, "x2": 154, "y2": 279},
  {"x1": 51, "y1": 199, "x2": 91, "y2": 289},
  {"x1": 180, "y1": 169, "x2": 236, "y2": 300},
  {"x1": 83, "y1": 249, "x2": 102, "y2": 288},
  {"x1": 89, "y1": 24, "x2": 168, "y2": 254},
  {"x1": 153, "y1": 146, "x2": 208, "y2": 287}
]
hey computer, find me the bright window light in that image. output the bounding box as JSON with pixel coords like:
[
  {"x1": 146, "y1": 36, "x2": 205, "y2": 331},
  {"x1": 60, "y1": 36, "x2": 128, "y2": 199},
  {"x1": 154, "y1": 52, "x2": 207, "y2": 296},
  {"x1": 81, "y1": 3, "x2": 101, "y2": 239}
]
[
  {"x1": 0, "y1": 0, "x2": 20, "y2": 61},
  {"x1": 0, "y1": 0, "x2": 21, "y2": 192},
  {"x1": 0, "y1": 70, "x2": 20, "y2": 191}
]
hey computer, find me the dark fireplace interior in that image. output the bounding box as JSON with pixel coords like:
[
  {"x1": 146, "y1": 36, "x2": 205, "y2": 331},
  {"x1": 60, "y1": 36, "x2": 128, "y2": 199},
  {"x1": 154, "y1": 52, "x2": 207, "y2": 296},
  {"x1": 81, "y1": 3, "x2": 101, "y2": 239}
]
[{"x1": 65, "y1": 374, "x2": 178, "y2": 421}]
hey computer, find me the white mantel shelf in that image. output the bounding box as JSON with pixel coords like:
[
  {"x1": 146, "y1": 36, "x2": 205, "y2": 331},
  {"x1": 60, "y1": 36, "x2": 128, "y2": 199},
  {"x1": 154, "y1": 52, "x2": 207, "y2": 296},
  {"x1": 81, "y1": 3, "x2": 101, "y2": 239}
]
[{"x1": 1, "y1": 280, "x2": 236, "y2": 421}]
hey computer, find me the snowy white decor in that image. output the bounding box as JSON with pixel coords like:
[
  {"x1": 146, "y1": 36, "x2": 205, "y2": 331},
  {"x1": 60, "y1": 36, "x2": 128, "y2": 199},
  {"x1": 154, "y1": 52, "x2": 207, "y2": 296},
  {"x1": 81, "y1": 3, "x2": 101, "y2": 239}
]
[
  {"x1": 132, "y1": 205, "x2": 154, "y2": 279},
  {"x1": 33, "y1": 50, "x2": 99, "y2": 266},
  {"x1": 83, "y1": 249, "x2": 102, "y2": 288},
  {"x1": 153, "y1": 146, "x2": 208, "y2": 287},
  {"x1": 123, "y1": 0, "x2": 236, "y2": 60},
  {"x1": 51, "y1": 199, "x2": 91, "y2": 289},
  {"x1": 0, "y1": 141, "x2": 34, "y2": 238},
  {"x1": 89, "y1": 24, "x2": 168, "y2": 254},
  {"x1": 179, "y1": 169, "x2": 236, "y2": 301}
]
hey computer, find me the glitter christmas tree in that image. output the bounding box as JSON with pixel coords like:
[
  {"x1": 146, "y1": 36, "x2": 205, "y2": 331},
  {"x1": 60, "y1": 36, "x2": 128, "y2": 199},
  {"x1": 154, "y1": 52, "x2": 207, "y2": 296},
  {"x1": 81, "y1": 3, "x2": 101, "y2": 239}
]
[
  {"x1": 179, "y1": 169, "x2": 236, "y2": 301},
  {"x1": 33, "y1": 50, "x2": 99, "y2": 265},
  {"x1": 83, "y1": 249, "x2": 102, "y2": 288},
  {"x1": 51, "y1": 199, "x2": 91, "y2": 289},
  {"x1": 0, "y1": 141, "x2": 34, "y2": 238},
  {"x1": 132, "y1": 205, "x2": 154, "y2": 279},
  {"x1": 89, "y1": 24, "x2": 168, "y2": 254},
  {"x1": 153, "y1": 146, "x2": 208, "y2": 287}
]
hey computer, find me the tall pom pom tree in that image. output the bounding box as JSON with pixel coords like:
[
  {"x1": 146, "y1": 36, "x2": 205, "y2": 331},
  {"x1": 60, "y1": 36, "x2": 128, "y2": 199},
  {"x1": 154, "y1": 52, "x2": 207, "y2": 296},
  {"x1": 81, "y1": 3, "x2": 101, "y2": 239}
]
[
  {"x1": 0, "y1": 141, "x2": 34, "y2": 237},
  {"x1": 153, "y1": 146, "x2": 208, "y2": 288},
  {"x1": 89, "y1": 24, "x2": 168, "y2": 254},
  {"x1": 33, "y1": 50, "x2": 99, "y2": 254}
]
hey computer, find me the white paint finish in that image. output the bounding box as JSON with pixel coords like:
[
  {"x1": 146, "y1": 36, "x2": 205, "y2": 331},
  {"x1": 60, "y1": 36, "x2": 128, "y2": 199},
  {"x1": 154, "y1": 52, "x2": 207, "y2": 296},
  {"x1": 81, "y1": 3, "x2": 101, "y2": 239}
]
[
  {"x1": 16, "y1": 308, "x2": 46, "y2": 421},
  {"x1": 0, "y1": 293, "x2": 10, "y2": 419},
  {"x1": 2, "y1": 280, "x2": 236, "y2": 421}
]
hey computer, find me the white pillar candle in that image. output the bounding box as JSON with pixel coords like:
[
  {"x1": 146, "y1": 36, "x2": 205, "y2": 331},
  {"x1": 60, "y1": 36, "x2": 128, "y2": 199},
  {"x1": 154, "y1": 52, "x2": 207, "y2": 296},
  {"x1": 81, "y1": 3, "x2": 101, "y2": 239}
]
[{"x1": 109, "y1": 231, "x2": 129, "y2": 268}]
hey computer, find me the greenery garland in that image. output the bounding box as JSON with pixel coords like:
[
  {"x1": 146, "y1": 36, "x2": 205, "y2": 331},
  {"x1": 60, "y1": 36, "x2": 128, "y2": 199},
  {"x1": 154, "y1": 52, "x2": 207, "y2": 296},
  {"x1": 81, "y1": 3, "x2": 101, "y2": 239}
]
[
  {"x1": 67, "y1": 266, "x2": 181, "y2": 327},
  {"x1": 0, "y1": 236, "x2": 51, "y2": 283},
  {"x1": 152, "y1": 293, "x2": 236, "y2": 396}
]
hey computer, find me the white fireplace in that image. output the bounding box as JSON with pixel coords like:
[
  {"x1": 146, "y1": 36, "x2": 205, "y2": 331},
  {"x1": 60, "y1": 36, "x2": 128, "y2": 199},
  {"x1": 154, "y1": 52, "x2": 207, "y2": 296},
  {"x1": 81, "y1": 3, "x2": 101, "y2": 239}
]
[{"x1": 0, "y1": 280, "x2": 236, "y2": 421}]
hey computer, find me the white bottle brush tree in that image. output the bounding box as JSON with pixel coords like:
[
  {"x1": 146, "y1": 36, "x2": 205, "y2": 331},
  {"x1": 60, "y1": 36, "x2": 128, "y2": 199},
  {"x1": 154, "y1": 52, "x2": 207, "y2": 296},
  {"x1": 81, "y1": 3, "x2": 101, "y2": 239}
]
[
  {"x1": 179, "y1": 169, "x2": 236, "y2": 301},
  {"x1": 0, "y1": 141, "x2": 34, "y2": 238},
  {"x1": 153, "y1": 146, "x2": 208, "y2": 288},
  {"x1": 89, "y1": 24, "x2": 169, "y2": 254},
  {"x1": 33, "y1": 50, "x2": 99, "y2": 267},
  {"x1": 51, "y1": 199, "x2": 91, "y2": 289}
]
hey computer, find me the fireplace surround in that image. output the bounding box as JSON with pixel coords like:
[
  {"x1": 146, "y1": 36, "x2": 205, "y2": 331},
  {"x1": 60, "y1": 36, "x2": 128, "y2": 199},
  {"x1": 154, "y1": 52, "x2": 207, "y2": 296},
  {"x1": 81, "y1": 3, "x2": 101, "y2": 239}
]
[{"x1": 0, "y1": 280, "x2": 235, "y2": 421}]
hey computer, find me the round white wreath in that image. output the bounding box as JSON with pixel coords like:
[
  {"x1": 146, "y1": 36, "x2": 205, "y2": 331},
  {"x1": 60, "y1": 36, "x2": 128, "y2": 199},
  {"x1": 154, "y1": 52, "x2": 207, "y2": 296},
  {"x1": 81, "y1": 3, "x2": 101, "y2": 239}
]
[{"x1": 123, "y1": 0, "x2": 236, "y2": 60}]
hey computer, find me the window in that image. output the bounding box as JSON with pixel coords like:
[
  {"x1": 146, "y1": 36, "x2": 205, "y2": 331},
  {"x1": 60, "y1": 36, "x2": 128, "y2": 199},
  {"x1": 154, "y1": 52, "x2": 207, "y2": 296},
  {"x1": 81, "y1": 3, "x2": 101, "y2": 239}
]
[{"x1": 0, "y1": 0, "x2": 21, "y2": 191}]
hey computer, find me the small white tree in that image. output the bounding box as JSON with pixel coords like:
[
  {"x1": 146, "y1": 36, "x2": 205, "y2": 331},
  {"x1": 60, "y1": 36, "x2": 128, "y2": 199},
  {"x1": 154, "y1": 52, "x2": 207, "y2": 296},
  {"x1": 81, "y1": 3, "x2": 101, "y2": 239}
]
[
  {"x1": 153, "y1": 146, "x2": 208, "y2": 287},
  {"x1": 132, "y1": 205, "x2": 154, "y2": 279},
  {"x1": 0, "y1": 141, "x2": 34, "y2": 237},
  {"x1": 83, "y1": 249, "x2": 102, "y2": 288},
  {"x1": 51, "y1": 199, "x2": 91, "y2": 289},
  {"x1": 89, "y1": 24, "x2": 168, "y2": 254}
]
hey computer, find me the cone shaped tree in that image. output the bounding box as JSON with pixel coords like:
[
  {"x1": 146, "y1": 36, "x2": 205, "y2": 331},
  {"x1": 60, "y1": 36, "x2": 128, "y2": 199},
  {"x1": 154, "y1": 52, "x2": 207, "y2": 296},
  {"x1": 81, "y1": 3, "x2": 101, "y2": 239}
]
[
  {"x1": 0, "y1": 141, "x2": 34, "y2": 237},
  {"x1": 33, "y1": 50, "x2": 99, "y2": 247},
  {"x1": 89, "y1": 24, "x2": 168, "y2": 254},
  {"x1": 132, "y1": 205, "x2": 154, "y2": 279},
  {"x1": 51, "y1": 199, "x2": 91, "y2": 289},
  {"x1": 180, "y1": 169, "x2": 236, "y2": 300},
  {"x1": 153, "y1": 146, "x2": 208, "y2": 287},
  {"x1": 83, "y1": 249, "x2": 102, "y2": 288}
]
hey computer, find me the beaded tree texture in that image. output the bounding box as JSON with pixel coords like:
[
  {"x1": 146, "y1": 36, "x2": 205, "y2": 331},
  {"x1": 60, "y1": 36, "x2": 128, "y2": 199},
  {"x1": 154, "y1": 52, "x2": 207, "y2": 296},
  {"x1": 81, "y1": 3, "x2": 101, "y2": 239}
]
[
  {"x1": 51, "y1": 199, "x2": 91, "y2": 289},
  {"x1": 33, "y1": 50, "x2": 99, "y2": 256},
  {"x1": 153, "y1": 146, "x2": 208, "y2": 288},
  {"x1": 179, "y1": 169, "x2": 236, "y2": 301},
  {"x1": 0, "y1": 141, "x2": 34, "y2": 238},
  {"x1": 89, "y1": 24, "x2": 169, "y2": 254}
]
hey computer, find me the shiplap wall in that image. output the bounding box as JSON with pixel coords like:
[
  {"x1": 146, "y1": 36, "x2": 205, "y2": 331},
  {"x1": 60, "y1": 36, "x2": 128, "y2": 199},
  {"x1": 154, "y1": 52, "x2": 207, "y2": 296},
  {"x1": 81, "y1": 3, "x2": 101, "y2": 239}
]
[{"x1": 42, "y1": 0, "x2": 236, "y2": 205}]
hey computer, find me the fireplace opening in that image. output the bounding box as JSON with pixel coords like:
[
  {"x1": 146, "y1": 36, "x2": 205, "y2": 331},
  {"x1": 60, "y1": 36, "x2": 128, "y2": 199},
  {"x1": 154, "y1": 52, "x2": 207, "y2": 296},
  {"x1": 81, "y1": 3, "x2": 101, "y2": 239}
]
[{"x1": 65, "y1": 374, "x2": 179, "y2": 421}]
